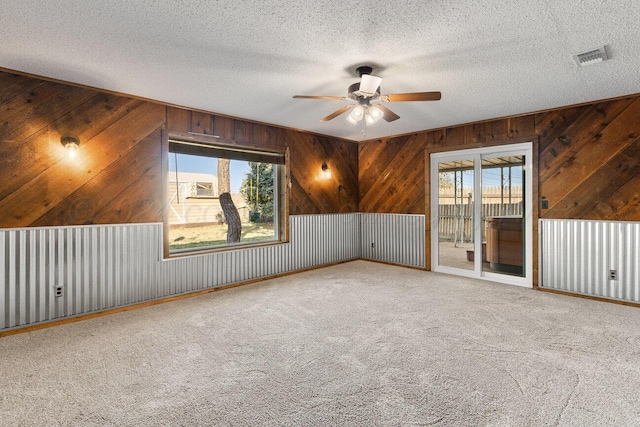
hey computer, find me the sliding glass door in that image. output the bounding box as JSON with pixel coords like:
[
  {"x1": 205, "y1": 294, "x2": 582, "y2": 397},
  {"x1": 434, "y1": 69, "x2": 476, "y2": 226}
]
[
  {"x1": 431, "y1": 143, "x2": 532, "y2": 287},
  {"x1": 435, "y1": 159, "x2": 475, "y2": 271}
]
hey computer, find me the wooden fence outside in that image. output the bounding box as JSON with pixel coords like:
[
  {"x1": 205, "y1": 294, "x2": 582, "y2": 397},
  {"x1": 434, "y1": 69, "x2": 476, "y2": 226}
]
[
  {"x1": 438, "y1": 202, "x2": 523, "y2": 242},
  {"x1": 438, "y1": 185, "x2": 523, "y2": 205}
]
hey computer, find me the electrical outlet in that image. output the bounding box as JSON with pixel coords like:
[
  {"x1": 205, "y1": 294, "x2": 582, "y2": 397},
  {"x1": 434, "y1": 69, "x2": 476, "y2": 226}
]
[
  {"x1": 54, "y1": 285, "x2": 63, "y2": 298},
  {"x1": 609, "y1": 270, "x2": 618, "y2": 281}
]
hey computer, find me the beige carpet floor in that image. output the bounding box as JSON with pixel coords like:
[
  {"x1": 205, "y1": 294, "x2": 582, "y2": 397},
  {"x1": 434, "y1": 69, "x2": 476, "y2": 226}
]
[{"x1": 2, "y1": 260, "x2": 640, "y2": 426}]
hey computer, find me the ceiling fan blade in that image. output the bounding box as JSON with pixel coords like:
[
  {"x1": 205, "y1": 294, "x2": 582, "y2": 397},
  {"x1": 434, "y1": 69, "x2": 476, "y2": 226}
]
[
  {"x1": 383, "y1": 92, "x2": 442, "y2": 102},
  {"x1": 293, "y1": 95, "x2": 344, "y2": 100},
  {"x1": 320, "y1": 105, "x2": 352, "y2": 122},
  {"x1": 375, "y1": 104, "x2": 400, "y2": 122}
]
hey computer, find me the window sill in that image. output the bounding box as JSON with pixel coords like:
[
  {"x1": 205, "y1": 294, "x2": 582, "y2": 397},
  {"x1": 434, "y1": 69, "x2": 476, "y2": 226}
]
[{"x1": 164, "y1": 238, "x2": 288, "y2": 259}]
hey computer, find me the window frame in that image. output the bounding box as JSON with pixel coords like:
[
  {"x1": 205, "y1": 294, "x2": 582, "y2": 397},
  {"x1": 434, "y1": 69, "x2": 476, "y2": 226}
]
[
  {"x1": 162, "y1": 131, "x2": 289, "y2": 259},
  {"x1": 194, "y1": 182, "x2": 215, "y2": 198}
]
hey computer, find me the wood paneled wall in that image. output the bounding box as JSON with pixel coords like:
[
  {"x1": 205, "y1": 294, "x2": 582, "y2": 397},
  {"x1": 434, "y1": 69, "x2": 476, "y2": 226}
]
[
  {"x1": 359, "y1": 96, "x2": 640, "y2": 223},
  {"x1": 0, "y1": 70, "x2": 358, "y2": 228},
  {"x1": 0, "y1": 72, "x2": 166, "y2": 227},
  {"x1": 537, "y1": 97, "x2": 640, "y2": 220}
]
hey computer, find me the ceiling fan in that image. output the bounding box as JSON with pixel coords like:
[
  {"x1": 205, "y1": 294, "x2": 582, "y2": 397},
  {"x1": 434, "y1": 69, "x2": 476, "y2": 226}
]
[{"x1": 293, "y1": 66, "x2": 441, "y2": 133}]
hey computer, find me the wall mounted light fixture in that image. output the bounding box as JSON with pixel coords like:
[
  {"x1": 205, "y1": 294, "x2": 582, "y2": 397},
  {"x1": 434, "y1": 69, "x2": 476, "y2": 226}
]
[
  {"x1": 321, "y1": 162, "x2": 331, "y2": 180},
  {"x1": 61, "y1": 136, "x2": 80, "y2": 158}
]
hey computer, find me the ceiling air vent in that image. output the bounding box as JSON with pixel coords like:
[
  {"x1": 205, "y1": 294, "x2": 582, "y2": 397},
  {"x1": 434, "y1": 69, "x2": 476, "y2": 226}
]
[{"x1": 573, "y1": 46, "x2": 609, "y2": 67}]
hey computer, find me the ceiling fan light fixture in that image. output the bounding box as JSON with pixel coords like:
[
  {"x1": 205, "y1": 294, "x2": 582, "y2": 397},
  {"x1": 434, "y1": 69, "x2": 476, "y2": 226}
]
[
  {"x1": 365, "y1": 113, "x2": 375, "y2": 125},
  {"x1": 345, "y1": 114, "x2": 359, "y2": 125},
  {"x1": 346, "y1": 105, "x2": 364, "y2": 124},
  {"x1": 359, "y1": 74, "x2": 382, "y2": 97},
  {"x1": 368, "y1": 105, "x2": 383, "y2": 121},
  {"x1": 365, "y1": 109, "x2": 383, "y2": 125}
]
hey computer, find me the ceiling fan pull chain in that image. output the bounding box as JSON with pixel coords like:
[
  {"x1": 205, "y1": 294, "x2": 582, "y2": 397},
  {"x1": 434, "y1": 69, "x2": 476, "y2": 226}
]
[{"x1": 361, "y1": 117, "x2": 366, "y2": 137}]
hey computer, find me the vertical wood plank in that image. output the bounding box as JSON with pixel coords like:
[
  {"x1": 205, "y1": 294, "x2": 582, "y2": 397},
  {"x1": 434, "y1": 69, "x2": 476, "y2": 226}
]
[
  {"x1": 166, "y1": 107, "x2": 191, "y2": 133},
  {"x1": 190, "y1": 112, "x2": 213, "y2": 135}
]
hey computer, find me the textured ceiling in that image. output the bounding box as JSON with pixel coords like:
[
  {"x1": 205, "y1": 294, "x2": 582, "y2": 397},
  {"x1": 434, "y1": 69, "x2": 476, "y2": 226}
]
[{"x1": 1, "y1": 0, "x2": 639, "y2": 141}]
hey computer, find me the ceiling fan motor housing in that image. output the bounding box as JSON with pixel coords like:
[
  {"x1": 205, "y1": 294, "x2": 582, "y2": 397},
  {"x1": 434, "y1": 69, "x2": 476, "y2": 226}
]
[{"x1": 348, "y1": 82, "x2": 380, "y2": 103}]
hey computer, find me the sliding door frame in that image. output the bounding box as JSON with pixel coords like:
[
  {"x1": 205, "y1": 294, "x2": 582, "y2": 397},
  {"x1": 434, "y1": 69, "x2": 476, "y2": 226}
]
[{"x1": 430, "y1": 142, "x2": 533, "y2": 288}]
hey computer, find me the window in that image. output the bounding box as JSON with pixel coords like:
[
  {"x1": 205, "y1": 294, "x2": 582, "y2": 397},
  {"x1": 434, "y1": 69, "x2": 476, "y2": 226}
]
[
  {"x1": 195, "y1": 182, "x2": 215, "y2": 197},
  {"x1": 166, "y1": 138, "x2": 287, "y2": 255}
]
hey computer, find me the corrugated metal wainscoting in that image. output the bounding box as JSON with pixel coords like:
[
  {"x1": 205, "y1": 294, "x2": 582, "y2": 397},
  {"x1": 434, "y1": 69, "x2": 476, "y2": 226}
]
[
  {"x1": 360, "y1": 213, "x2": 425, "y2": 268},
  {"x1": 539, "y1": 219, "x2": 640, "y2": 303},
  {"x1": 1, "y1": 214, "x2": 361, "y2": 331}
]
